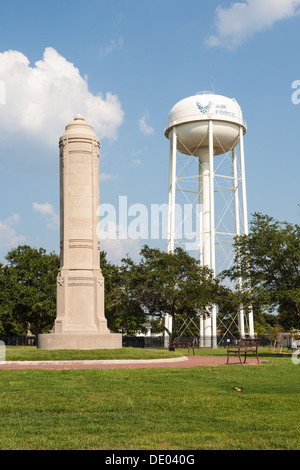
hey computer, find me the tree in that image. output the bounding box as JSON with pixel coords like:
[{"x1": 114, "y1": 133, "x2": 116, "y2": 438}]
[
  {"x1": 121, "y1": 245, "x2": 221, "y2": 342},
  {"x1": 223, "y1": 213, "x2": 300, "y2": 330},
  {"x1": 215, "y1": 286, "x2": 243, "y2": 336},
  {"x1": 100, "y1": 251, "x2": 148, "y2": 335},
  {"x1": 0, "y1": 261, "x2": 26, "y2": 335},
  {"x1": 1, "y1": 245, "x2": 60, "y2": 336}
]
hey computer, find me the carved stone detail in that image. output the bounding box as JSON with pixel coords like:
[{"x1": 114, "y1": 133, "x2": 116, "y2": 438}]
[
  {"x1": 60, "y1": 138, "x2": 68, "y2": 169},
  {"x1": 57, "y1": 277, "x2": 65, "y2": 288},
  {"x1": 93, "y1": 139, "x2": 100, "y2": 171}
]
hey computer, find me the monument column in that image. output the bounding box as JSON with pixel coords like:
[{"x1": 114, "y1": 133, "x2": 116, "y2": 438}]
[{"x1": 38, "y1": 115, "x2": 122, "y2": 350}]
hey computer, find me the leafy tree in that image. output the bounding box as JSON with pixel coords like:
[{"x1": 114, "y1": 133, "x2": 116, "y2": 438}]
[
  {"x1": 215, "y1": 287, "x2": 243, "y2": 336},
  {"x1": 100, "y1": 251, "x2": 148, "y2": 335},
  {"x1": 120, "y1": 245, "x2": 221, "y2": 342},
  {"x1": 223, "y1": 213, "x2": 300, "y2": 330},
  {"x1": 1, "y1": 245, "x2": 59, "y2": 336},
  {"x1": 0, "y1": 262, "x2": 26, "y2": 335}
]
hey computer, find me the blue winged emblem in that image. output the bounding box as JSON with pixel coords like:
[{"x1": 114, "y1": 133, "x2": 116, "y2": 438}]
[{"x1": 197, "y1": 101, "x2": 212, "y2": 114}]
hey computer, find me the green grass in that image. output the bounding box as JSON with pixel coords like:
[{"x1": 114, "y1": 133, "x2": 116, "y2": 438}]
[
  {"x1": 4, "y1": 346, "x2": 184, "y2": 362},
  {"x1": 4, "y1": 345, "x2": 292, "y2": 361},
  {"x1": 0, "y1": 351, "x2": 299, "y2": 450}
]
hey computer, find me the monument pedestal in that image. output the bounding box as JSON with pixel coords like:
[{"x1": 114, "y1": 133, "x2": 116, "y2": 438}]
[{"x1": 38, "y1": 332, "x2": 122, "y2": 350}]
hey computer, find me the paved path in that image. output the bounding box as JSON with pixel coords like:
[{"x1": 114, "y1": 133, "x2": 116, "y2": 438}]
[{"x1": 0, "y1": 356, "x2": 267, "y2": 370}]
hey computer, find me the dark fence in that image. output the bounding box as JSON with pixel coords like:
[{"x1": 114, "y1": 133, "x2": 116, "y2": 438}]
[
  {"x1": 122, "y1": 336, "x2": 145, "y2": 348},
  {"x1": 122, "y1": 336, "x2": 165, "y2": 349},
  {"x1": 217, "y1": 336, "x2": 271, "y2": 348},
  {"x1": 123, "y1": 335, "x2": 272, "y2": 349},
  {"x1": 0, "y1": 336, "x2": 37, "y2": 346},
  {"x1": 0, "y1": 334, "x2": 271, "y2": 349}
]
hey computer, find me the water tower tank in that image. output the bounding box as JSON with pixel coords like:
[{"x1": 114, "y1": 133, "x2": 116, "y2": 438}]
[{"x1": 164, "y1": 93, "x2": 247, "y2": 160}]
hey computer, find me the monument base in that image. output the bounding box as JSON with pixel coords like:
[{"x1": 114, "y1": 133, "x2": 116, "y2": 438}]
[{"x1": 38, "y1": 333, "x2": 122, "y2": 350}]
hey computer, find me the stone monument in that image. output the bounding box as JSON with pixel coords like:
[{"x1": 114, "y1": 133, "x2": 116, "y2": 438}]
[{"x1": 38, "y1": 115, "x2": 122, "y2": 350}]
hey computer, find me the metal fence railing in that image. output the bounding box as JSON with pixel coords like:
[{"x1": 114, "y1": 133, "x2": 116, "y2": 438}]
[
  {"x1": 122, "y1": 336, "x2": 165, "y2": 349},
  {"x1": 123, "y1": 335, "x2": 272, "y2": 349},
  {"x1": 0, "y1": 335, "x2": 272, "y2": 349},
  {"x1": 0, "y1": 336, "x2": 37, "y2": 346}
]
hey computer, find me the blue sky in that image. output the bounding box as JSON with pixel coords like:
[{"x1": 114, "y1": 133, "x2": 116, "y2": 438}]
[{"x1": 0, "y1": 0, "x2": 299, "y2": 264}]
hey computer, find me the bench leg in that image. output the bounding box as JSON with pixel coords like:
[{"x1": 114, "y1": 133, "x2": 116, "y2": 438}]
[{"x1": 238, "y1": 351, "x2": 243, "y2": 365}]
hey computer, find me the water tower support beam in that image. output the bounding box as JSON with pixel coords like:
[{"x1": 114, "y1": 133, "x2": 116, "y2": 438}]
[
  {"x1": 209, "y1": 120, "x2": 216, "y2": 273},
  {"x1": 199, "y1": 159, "x2": 205, "y2": 347},
  {"x1": 232, "y1": 147, "x2": 245, "y2": 337},
  {"x1": 209, "y1": 120, "x2": 217, "y2": 348},
  {"x1": 239, "y1": 128, "x2": 254, "y2": 338},
  {"x1": 165, "y1": 127, "x2": 177, "y2": 346},
  {"x1": 167, "y1": 127, "x2": 177, "y2": 254}
]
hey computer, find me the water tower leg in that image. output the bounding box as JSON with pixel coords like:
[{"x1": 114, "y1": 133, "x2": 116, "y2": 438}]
[
  {"x1": 209, "y1": 120, "x2": 217, "y2": 348},
  {"x1": 204, "y1": 314, "x2": 211, "y2": 347},
  {"x1": 232, "y1": 147, "x2": 246, "y2": 338},
  {"x1": 201, "y1": 158, "x2": 212, "y2": 346},
  {"x1": 211, "y1": 306, "x2": 217, "y2": 348},
  {"x1": 199, "y1": 159, "x2": 207, "y2": 347},
  {"x1": 209, "y1": 120, "x2": 216, "y2": 277},
  {"x1": 167, "y1": 127, "x2": 177, "y2": 254},
  {"x1": 165, "y1": 127, "x2": 177, "y2": 346},
  {"x1": 199, "y1": 314, "x2": 204, "y2": 348},
  {"x1": 202, "y1": 161, "x2": 210, "y2": 267},
  {"x1": 164, "y1": 314, "x2": 173, "y2": 348},
  {"x1": 239, "y1": 128, "x2": 254, "y2": 338},
  {"x1": 248, "y1": 307, "x2": 255, "y2": 338}
]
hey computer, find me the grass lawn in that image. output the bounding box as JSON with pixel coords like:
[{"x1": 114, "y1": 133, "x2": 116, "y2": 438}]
[
  {"x1": 4, "y1": 345, "x2": 291, "y2": 361},
  {"x1": 0, "y1": 348, "x2": 299, "y2": 450},
  {"x1": 4, "y1": 346, "x2": 184, "y2": 362}
]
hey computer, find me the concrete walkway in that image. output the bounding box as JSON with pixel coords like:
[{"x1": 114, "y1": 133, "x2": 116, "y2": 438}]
[{"x1": 0, "y1": 355, "x2": 267, "y2": 370}]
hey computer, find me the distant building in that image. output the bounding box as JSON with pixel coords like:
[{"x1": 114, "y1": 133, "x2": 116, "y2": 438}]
[
  {"x1": 136, "y1": 322, "x2": 163, "y2": 338},
  {"x1": 278, "y1": 331, "x2": 300, "y2": 349}
]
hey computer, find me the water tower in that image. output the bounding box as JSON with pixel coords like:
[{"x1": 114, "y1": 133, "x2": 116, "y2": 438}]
[{"x1": 164, "y1": 92, "x2": 254, "y2": 347}]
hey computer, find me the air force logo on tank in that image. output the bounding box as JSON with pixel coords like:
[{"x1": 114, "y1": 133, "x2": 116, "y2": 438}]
[
  {"x1": 197, "y1": 101, "x2": 212, "y2": 114},
  {"x1": 197, "y1": 101, "x2": 236, "y2": 117}
]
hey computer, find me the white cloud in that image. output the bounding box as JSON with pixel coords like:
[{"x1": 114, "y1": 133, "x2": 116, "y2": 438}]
[
  {"x1": 33, "y1": 202, "x2": 59, "y2": 229},
  {"x1": 0, "y1": 79, "x2": 5, "y2": 104},
  {"x1": 0, "y1": 47, "x2": 124, "y2": 146},
  {"x1": 99, "y1": 221, "x2": 141, "y2": 265},
  {"x1": 131, "y1": 158, "x2": 142, "y2": 165},
  {"x1": 206, "y1": 0, "x2": 300, "y2": 49},
  {"x1": 101, "y1": 237, "x2": 141, "y2": 265},
  {"x1": 130, "y1": 148, "x2": 145, "y2": 164},
  {"x1": 100, "y1": 172, "x2": 118, "y2": 182},
  {"x1": 0, "y1": 213, "x2": 26, "y2": 248},
  {"x1": 138, "y1": 111, "x2": 154, "y2": 135},
  {"x1": 99, "y1": 38, "x2": 124, "y2": 58}
]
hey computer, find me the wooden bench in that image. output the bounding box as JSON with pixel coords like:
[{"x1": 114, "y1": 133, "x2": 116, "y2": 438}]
[
  {"x1": 169, "y1": 337, "x2": 195, "y2": 356},
  {"x1": 227, "y1": 338, "x2": 260, "y2": 365}
]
